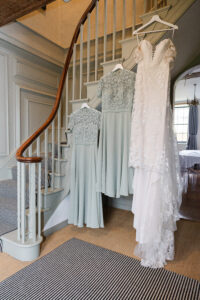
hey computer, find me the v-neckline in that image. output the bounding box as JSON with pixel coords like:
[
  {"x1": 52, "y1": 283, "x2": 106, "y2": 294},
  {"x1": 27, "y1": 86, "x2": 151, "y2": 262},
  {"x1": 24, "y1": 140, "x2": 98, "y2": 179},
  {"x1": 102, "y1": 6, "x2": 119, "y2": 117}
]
[{"x1": 139, "y1": 38, "x2": 171, "y2": 61}]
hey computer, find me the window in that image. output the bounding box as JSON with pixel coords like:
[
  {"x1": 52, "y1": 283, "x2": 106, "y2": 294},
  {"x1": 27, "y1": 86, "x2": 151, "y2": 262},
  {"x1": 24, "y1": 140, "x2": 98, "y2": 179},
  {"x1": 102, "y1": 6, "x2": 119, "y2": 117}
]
[{"x1": 173, "y1": 104, "x2": 189, "y2": 143}]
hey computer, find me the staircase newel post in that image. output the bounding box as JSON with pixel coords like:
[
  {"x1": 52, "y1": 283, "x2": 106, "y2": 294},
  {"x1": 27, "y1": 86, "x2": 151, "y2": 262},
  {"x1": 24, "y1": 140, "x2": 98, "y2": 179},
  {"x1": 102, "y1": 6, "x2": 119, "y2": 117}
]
[
  {"x1": 17, "y1": 162, "x2": 21, "y2": 241},
  {"x1": 21, "y1": 162, "x2": 26, "y2": 243}
]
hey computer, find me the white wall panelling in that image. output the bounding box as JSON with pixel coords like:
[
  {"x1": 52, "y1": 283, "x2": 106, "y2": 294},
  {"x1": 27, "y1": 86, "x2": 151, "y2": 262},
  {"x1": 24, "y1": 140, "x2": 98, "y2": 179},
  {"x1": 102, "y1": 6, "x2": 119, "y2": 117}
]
[
  {"x1": 19, "y1": 89, "x2": 55, "y2": 143},
  {"x1": 0, "y1": 51, "x2": 9, "y2": 156},
  {"x1": 0, "y1": 36, "x2": 63, "y2": 175}
]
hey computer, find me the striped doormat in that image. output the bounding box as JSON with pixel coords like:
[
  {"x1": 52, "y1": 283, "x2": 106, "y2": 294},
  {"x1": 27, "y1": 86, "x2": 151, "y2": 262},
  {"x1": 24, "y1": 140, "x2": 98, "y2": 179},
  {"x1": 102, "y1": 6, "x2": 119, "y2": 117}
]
[{"x1": 0, "y1": 238, "x2": 199, "y2": 300}]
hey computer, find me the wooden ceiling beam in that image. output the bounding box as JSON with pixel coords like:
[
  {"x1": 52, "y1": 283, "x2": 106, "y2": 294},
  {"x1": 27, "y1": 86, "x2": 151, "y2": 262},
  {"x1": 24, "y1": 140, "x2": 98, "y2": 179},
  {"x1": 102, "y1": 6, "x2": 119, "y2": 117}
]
[{"x1": 0, "y1": 0, "x2": 55, "y2": 27}]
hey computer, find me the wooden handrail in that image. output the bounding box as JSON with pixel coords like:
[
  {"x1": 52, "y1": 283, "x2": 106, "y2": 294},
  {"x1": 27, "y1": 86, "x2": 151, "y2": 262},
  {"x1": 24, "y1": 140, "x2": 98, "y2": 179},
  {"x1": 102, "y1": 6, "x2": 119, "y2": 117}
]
[{"x1": 16, "y1": 0, "x2": 98, "y2": 163}]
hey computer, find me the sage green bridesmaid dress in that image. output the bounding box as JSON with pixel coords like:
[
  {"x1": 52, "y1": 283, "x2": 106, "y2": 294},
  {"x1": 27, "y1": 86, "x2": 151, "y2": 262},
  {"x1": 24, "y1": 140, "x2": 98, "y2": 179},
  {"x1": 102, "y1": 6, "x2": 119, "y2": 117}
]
[
  {"x1": 96, "y1": 69, "x2": 136, "y2": 198},
  {"x1": 68, "y1": 107, "x2": 104, "y2": 228}
]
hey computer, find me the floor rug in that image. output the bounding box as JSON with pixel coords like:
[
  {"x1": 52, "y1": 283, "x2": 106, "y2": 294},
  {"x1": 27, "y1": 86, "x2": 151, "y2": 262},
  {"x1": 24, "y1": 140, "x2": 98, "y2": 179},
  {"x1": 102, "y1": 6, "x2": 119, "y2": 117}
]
[{"x1": 0, "y1": 238, "x2": 199, "y2": 299}]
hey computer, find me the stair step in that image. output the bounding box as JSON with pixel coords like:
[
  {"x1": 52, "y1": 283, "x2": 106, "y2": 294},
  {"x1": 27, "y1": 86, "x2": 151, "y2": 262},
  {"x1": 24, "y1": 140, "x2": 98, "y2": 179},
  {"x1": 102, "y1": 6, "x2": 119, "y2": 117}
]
[
  {"x1": 49, "y1": 172, "x2": 65, "y2": 177},
  {"x1": 26, "y1": 207, "x2": 50, "y2": 215},
  {"x1": 60, "y1": 143, "x2": 70, "y2": 148},
  {"x1": 84, "y1": 80, "x2": 99, "y2": 87},
  {"x1": 69, "y1": 98, "x2": 89, "y2": 103},
  {"x1": 101, "y1": 58, "x2": 123, "y2": 74},
  {"x1": 41, "y1": 187, "x2": 64, "y2": 196},
  {"x1": 69, "y1": 98, "x2": 90, "y2": 112},
  {"x1": 54, "y1": 158, "x2": 68, "y2": 162}
]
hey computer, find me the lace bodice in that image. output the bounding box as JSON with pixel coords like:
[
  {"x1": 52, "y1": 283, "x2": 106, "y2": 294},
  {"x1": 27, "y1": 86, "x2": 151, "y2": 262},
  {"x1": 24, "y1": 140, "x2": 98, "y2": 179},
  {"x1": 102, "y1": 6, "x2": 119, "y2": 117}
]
[
  {"x1": 129, "y1": 39, "x2": 177, "y2": 170},
  {"x1": 68, "y1": 108, "x2": 101, "y2": 145},
  {"x1": 97, "y1": 69, "x2": 136, "y2": 112}
]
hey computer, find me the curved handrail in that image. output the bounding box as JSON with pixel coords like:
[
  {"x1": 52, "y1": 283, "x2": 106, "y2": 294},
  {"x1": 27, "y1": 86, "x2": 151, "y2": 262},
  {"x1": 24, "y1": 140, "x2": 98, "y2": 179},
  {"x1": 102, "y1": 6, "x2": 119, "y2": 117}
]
[{"x1": 16, "y1": 0, "x2": 98, "y2": 163}]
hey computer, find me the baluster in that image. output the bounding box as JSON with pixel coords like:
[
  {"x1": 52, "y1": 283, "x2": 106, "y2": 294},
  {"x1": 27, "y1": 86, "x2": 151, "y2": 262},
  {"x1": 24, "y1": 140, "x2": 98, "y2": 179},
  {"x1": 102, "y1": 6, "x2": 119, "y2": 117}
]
[
  {"x1": 21, "y1": 162, "x2": 26, "y2": 243},
  {"x1": 87, "y1": 13, "x2": 91, "y2": 83},
  {"x1": 132, "y1": 0, "x2": 136, "y2": 32},
  {"x1": 66, "y1": 73, "x2": 69, "y2": 128},
  {"x1": 104, "y1": 0, "x2": 107, "y2": 62},
  {"x1": 29, "y1": 145, "x2": 32, "y2": 157},
  {"x1": 58, "y1": 106, "x2": 61, "y2": 187},
  {"x1": 155, "y1": 0, "x2": 158, "y2": 9},
  {"x1": 80, "y1": 24, "x2": 83, "y2": 99},
  {"x1": 28, "y1": 146, "x2": 32, "y2": 239},
  {"x1": 17, "y1": 162, "x2": 21, "y2": 240},
  {"x1": 36, "y1": 136, "x2": 41, "y2": 238},
  {"x1": 122, "y1": 0, "x2": 126, "y2": 40},
  {"x1": 51, "y1": 120, "x2": 55, "y2": 190},
  {"x1": 144, "y1": 0, "x2": 147, "y2": 13},
  {"x1": 72, "y1": 44, "x2": 76, "y2": 100},
  {"x1": 44, "y1": 129, "x2": 48, "y2": 195},
  {"x1": 37, "y1": 137, "x2": 40, "y2": 157},
  {"x1": 112, "y1": 0, "x2": 116, "y2": 60},
  {"x1": 37, "y1": 162, "x2": 42, "y2": 238},
  {"x1": 29, "y1": 163, "x2": 36, "y2": 242},
  {"x1": 95, "y1": 0, "x2": 99, "y2": 81}
]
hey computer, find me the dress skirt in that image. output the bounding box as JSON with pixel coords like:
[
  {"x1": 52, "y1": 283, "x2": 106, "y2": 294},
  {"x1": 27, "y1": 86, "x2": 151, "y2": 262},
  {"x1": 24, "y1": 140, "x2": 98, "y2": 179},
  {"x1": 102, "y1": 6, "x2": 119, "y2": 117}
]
[
  {"x1": 68, "y1": 144, "x2": 104, "y2": 228},
  {"x1": 97, "y1": 111, "x2": 133, "y2": 198}
]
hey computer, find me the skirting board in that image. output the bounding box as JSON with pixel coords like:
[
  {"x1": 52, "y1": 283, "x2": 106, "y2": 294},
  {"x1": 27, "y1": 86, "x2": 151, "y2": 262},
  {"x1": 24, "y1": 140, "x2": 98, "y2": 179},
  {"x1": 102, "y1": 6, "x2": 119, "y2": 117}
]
[{"x1": 43, "y1": 220, "x2": 68, "y2": 237}]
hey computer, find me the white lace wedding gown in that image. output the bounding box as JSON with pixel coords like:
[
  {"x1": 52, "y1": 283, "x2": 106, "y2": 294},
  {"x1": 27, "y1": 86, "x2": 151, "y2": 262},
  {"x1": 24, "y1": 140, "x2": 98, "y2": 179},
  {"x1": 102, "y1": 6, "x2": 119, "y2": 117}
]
[{"x1": 129, "y1": 39, "x2": 183, "y2": 268}]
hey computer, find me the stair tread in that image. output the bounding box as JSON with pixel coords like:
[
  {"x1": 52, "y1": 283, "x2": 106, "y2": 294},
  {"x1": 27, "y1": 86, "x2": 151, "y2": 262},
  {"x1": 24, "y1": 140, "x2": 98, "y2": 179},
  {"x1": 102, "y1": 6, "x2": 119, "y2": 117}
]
[
  {"x1": 49, "y1": 172, "x2": 65, "y2": 177},
  {"x1": 101, "y1": 58, "x2": 123, "y2": 66},
  {"x1": 54, "y1": 158, "x2": 68, "y2": 162},
  {"x1": 41, "y1": 187, "x2": 63, "y2": 195},
  {"x1": 26, "y1": 207, "x2": 50, "y2": 214},
  {"x1": 84, "y1": 80, "x2": 99, "y2": 86},
  {"x1": 69, "y1": 98, "x2": 89, "y2": 103}
]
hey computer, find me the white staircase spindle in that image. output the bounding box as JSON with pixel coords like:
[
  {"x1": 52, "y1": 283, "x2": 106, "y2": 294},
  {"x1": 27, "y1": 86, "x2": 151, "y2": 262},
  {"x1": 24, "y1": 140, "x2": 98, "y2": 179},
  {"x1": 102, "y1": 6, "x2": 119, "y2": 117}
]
[
  {"x1": 57, "y1": 106, "x2": 61, "y2": 187},
  {"x1": 21, "y1": 162, "x2": 26, "y2": 243},
  {"x1": 66, "y1": 73, "x2": 69, "y2": 129},
  {"x1": 122, "y1": 0, "x2": 126, "y2": 40},
  {"x1": 29, "y1": 163, "x2": 36, "y2": 242},
  {"x1": 28, "y1": 146, "x2": 32, "y2": 239},
  {"x1": 37, "y1": 162, "x2": 42, "y2": 238},
  {"x1": 80, "y1": 24, "x2": 83, "y2": 99},
  {"x1": 51, "y1": 120, "x2": 55, "y2": 190},
  {"x1": 36, "y1": 137, "x2": 42, "y2": 238},
  {"x1": 29, "y1": 145, "x2": 32, "y2": 157},
  {"x1": 95, "y1": 1, "x2": 99, "y2": 81},
  {"x1": 132, "y1": 0, "x2": 136, "y2": 32},
  {"x1": 44, "y1": 129, "x2": 48, "y2": 195},
  {"x1": 112, "y1": 0, "x2": 116, "y2": 60},
  {"x1": 17, "y1": 162, "x2": 21, "y2": 241},
  {"x1": 104, "y1": 0, "x2": 107, "y2": 62},
  {"x1": 72, "y1": 44, "x2": 76, "y2": 100},
  {"x1": 37, "y1": 137, "x2": 40, "y2": 156}
]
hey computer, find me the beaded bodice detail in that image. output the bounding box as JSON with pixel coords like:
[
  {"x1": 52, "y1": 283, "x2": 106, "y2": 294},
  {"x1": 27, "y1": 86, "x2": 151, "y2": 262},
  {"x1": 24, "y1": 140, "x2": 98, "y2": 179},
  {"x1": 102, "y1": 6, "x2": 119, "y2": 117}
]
[
  {"x1": 97, "y1": 69, "x2": 136, "y2": 112},
  {"x1": 68, "y1": 108, "x2": 101, "y2": 145}
]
